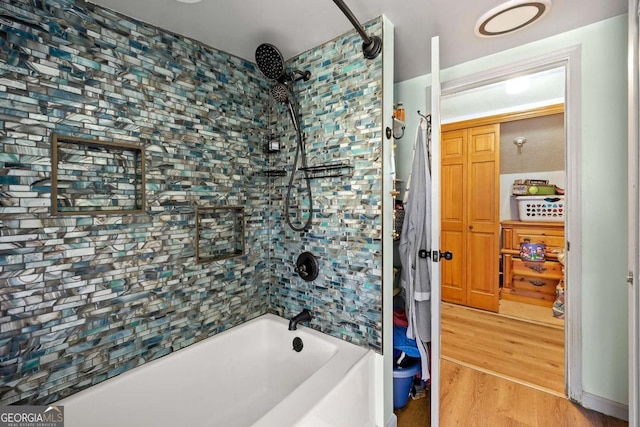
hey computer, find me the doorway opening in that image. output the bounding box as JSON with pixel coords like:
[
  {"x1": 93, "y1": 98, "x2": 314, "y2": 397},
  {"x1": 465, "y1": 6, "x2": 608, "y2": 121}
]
[{"x1": 439, "y1": 64, "x2": 569, "y2": 396}]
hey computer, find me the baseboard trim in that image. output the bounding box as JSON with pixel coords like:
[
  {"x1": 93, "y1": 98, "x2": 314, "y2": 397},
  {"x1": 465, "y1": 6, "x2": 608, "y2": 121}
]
[
  {"x1": 581, "y1": 391, "x2": 629, "y2": 421},
  {"x1": 385, "y1": 413, "x2": 398, "y2": 427}
]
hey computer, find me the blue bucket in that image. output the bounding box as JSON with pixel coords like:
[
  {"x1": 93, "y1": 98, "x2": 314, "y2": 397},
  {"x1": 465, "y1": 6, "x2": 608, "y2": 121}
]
[{"x1": 393, "y1": 361, "x2": 421, "y2": 409}]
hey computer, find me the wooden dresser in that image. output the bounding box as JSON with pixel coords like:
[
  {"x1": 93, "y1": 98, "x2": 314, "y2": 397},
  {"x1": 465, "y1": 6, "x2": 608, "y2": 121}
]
[{"x1": 500, "y1": 221, "x2": 565, "y2": 307}]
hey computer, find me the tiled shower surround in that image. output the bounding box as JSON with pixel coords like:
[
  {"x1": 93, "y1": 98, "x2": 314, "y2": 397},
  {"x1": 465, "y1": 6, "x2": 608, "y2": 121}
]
[
  {"x1": 0, "y1": 0, "x2": 384, "y2": 405},
  {"x1": 269, "y1": 22, "x2": 384, "y2": 348}
]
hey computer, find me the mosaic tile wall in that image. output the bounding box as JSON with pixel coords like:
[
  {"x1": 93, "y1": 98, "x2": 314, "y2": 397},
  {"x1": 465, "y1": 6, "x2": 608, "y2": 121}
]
[
  {"x1": 0, "y1": 0, "x2": 272, "y2": 405},
  {"x1": 0, "y1": 0, "x2": 385, "y2": 406},
  {"x1": 267, "y1": 20, "x2": 384, "y2": 352}
]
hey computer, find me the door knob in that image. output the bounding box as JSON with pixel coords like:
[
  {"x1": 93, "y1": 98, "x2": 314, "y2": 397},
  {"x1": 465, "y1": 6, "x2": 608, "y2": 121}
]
[
  {"x1": 440, "y1": 251, "x2": 453, "y2": 261},
  {"x1": 469, "y1": 225, "x2": 474, "y2": 230},
  {"x1": 431, "y1": 250, "x2": 453, "y2": 262}
]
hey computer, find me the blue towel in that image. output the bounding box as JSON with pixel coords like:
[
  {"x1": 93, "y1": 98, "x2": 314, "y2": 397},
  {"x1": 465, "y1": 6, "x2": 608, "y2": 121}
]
[{"x1": 393, "y1": 326, "x2": 421, "y2": 358}]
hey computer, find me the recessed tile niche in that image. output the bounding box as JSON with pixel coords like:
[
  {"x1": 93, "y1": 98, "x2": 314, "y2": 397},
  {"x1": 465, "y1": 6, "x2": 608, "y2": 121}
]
[
  {"x1": 196, "y1": 206, "x2": 245, "y2": 263},
  {"x1": 51, "y1": 134, "x2": 145, "y2": 215}
]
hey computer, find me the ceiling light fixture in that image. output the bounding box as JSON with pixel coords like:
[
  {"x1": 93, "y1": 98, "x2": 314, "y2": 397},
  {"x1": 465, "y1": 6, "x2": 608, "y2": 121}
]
[
  {"x1": 175, "y1": 0, "x2": 202, "y2": 3},
  {"x1": 475, "y1": 0, "x2": 551, "y2": 38},
  {"x1": 505, "y1": 76, "x2": 530, "y2": 94}
]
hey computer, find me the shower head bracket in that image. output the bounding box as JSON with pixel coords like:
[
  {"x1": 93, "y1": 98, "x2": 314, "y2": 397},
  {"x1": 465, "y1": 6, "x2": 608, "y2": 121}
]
[{"x1": 289, "y1": 69, "x2": 311, "y2": 82}]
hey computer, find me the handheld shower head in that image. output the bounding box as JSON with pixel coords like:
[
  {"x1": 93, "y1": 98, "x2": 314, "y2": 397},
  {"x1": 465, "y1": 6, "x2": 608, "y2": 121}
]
[
  {"x1": 255, "y1": 43, "x2": 285, "y2": 81},
  {"x1": 271, "y1": 83, "x2": 299, "y2": 133},
  {"x1": 271, "y1": 83, "x2": 290, "y2": 104}
]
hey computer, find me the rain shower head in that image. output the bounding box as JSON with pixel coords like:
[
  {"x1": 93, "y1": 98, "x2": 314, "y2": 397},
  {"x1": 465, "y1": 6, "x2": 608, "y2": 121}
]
[
  {"x1": 255, "y1": 43, "x2": 285, "y2": 81},
  {"x1": 255, "y1": 43, "x2": 312, "y2": 83}
]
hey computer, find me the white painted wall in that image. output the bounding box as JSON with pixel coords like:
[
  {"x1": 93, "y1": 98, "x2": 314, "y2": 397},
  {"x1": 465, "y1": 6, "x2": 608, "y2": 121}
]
[
  {"x1": 394, "y1": 14, "x2": 629, "y2": 409},
  {"x1": 393, "y1": 76, "x2": 431, "y2": 201}
]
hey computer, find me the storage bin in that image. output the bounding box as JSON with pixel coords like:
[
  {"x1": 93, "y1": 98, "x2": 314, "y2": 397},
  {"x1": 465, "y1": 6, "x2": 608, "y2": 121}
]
[
  {"x1": 517, "y1": 196, "x2": 565, "y2": 222},
  {"x1": 393, "y1": 361, "x2": 421, "y2": 409}
]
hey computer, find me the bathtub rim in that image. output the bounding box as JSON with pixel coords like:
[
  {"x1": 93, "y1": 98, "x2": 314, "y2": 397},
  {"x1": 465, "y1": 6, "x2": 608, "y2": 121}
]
[{"x1": 55, "y1": 312, "x2": 371, "y2": 427}]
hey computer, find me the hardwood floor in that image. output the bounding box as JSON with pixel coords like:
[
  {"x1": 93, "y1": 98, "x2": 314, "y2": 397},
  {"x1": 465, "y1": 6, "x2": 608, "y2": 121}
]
[
  {"x1": 441, "y1": 302, "x2": 565, "y2": 394},
  {"x1": 395, "y1": 389, "x2": 431, "y2": 426},
  {"x1": 440, "y1": 360, "x2": 628, "y2": 427},
  {"x1": 395, "y1": 303, "x2": 627, "y2": 426},
  {"x1": 499, "y1": 299, "x2": 565, "y2": 328},
  {"x1": 395, "y1": 361, "x2": 628, "y2": 426}
]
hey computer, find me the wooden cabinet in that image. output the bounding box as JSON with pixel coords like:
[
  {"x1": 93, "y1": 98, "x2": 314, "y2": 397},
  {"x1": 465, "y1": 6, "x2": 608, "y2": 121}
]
[
  {"x1": 500, "y1": 221, "x2": 565, "y2": 306},
  {"x1": 441, "y1": 124, "x2": 500, "y2": 312}
]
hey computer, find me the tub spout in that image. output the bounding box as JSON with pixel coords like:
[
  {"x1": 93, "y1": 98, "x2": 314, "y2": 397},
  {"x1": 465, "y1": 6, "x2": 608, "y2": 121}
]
[{"x1": 288, "y1": 309, "x2": 312, "y2": 331}]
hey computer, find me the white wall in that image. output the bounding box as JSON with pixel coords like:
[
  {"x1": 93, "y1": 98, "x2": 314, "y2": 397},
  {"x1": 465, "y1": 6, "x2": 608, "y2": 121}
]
[
  {"x1": 393, "y1": 76, "x2": 431, "y2": 201},
  {"x1": 394, "y1": 14, "x2": 629, "y2": 408}
]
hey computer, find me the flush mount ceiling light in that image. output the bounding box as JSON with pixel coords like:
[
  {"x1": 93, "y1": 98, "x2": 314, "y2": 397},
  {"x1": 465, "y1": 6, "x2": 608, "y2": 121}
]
[
  {"x1": 505, "y1": 76, "x2": 530, "y2": 94},
  {"x1": 175, "y1": 0, "x2": 202, "y2": 3},
  {"x1": 475, "y1": 0, "x2": 551, "y2": 37}
]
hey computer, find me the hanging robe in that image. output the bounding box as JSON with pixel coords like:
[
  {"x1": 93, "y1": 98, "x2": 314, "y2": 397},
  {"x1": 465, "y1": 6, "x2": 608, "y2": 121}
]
[{"x1": 398, "y1": 119, "x2": 431, "y2": 380}]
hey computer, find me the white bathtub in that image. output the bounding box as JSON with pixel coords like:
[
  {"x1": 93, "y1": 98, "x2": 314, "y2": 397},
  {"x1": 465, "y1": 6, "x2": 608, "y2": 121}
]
[{"x1": 56, "y1": 314, "x2": 375, "y2": 427}]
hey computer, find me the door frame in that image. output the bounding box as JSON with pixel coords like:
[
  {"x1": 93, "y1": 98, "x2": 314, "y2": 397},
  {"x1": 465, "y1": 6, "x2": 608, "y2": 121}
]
[
  {"x1": 430, "y1": 35, "x2": 442, "y2": 427},
  {"x1": 438, "y1": 46, "x2": 583, "y2": 401},
  {"x1": 628, "y1": 0, "x2": 639, "y2": 424}
]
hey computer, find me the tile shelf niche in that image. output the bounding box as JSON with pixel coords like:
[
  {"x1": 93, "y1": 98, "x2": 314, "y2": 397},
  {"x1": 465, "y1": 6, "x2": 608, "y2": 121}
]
[
  {"x1": 51, "y1": 134, "x2": 145, "y2": 215},
  {"x1": 196, "y1": 206, "x2": 245, "y2": 263}
]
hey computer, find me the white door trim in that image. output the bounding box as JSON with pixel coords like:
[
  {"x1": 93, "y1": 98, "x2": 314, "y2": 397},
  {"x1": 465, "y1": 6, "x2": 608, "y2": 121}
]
[
  {"x1": 439, "y1": 46, "x2": 584, "y2": 402},
  {"x1": 430, "y1": 35, "x2": 442, "y2": 427},
  {"x1": 627, "y1": 0, "x2": 639, "y2": 424}
]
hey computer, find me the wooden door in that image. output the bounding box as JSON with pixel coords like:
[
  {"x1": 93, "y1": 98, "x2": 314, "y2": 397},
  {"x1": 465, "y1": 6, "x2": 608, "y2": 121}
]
[
  {"x1": 441, "y1": 129, "x2": 466, "y2": 304},
  {"x1": 440, "y1": 124, "x2": 500, "y2": 312},
  {"x1": 466, "y1": 124, "x2": 500, "y2": 312}
]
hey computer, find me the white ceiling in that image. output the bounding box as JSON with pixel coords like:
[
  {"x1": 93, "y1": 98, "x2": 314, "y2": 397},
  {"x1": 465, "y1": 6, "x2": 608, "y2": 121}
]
[{"x1": 88, "y1": 0, "x2": 627, "y2": 83}]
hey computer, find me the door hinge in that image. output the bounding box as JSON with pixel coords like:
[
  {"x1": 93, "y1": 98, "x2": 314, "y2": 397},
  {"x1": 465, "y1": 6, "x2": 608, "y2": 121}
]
[
  {"x1": 629, "y1": 271, "x2": 635, "y2": 286},
  {"x1": 567, "y1": 241, "x2": 570, "y2": 251}
]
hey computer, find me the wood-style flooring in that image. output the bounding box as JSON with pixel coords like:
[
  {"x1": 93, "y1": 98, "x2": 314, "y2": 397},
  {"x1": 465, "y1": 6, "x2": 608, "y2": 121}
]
[
  {"x1": 396, "y1": 360, "x2": 628, "y2": 426},
  {"x1": 441, "y1": 302, "x2": 565, "y2": 395},
  {"x1": 395, "y1": 302, "x2": 627, "y2": 426},
  {"x1": 499, "y1": 299, "x2": 565, "y2": 328}
]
